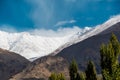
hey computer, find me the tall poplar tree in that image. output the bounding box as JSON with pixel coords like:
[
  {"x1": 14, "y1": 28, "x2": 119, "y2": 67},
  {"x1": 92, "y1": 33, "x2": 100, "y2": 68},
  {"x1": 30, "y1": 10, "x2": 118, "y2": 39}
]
[
  {"x1": 100, "y1": 33, "x2": 120, "y2": 80},
  {"x1": 85, "y1": 61, "x2": 97, "y2": 80},
  {"x1": 69, "y1": 59, "x2": 78, "y2": 80},
  {"x1": 69, "y1": 59, "x2": 85, "y2": 80}
]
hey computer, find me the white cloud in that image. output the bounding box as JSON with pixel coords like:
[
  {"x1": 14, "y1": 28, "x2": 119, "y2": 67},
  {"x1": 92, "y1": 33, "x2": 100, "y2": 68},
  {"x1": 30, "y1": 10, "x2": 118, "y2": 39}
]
[
  {"x1": 25, "y1": 0, "x2": 79, "y2": 28},
  {"x1": 29, "y1": 26, "x2": 82, "y2": 37},
  {"x1": 54, "y1": 20, "x2": 76, "y2": 27},
  {"x1": 0, "y1": 25, "x2": 17, "y2": 33},
  {"x1": 0, "y1": 24, "x2": 92, "y2": 38},
  {"x1": 69, "y1": 20, "x2": 76, "y2": 23},
  {"x1": 26, "y1": 0, "x2": 54, "y2": 27}
]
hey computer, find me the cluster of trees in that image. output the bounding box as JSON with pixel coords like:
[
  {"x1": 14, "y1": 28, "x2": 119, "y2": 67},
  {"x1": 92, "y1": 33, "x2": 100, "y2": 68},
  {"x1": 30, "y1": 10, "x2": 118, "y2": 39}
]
[{"x1": 49, "y1": 33, "x2": 120, "y2": 80}]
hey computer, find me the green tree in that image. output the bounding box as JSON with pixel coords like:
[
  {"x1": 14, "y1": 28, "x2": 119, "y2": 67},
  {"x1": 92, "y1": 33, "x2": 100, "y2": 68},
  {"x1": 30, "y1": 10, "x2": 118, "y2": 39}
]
[
  {"x1": 75, "y1": 73, "x2": 81, "y2": 80},
  {"x1": 100, "y1": 33, "x2": 120, "y2": 80},
  {"x1": 57, "y1": 73, "x2": 66, "y2": 80},
  {"x1": 49, "y1": 73, "x2": 66, "y2": 80},
  {"x1": 69, "y1": 59, "x2": 78, "y2": 80},
  {"x1": 85, "y1": 61, "x2": 97, "y2": 80},
  {"x1": 49, "y1": 73, "x2": 57, "y2": 80},
  {"x1": 76, "y1": 72, "x2": 85, "y2": 80}
]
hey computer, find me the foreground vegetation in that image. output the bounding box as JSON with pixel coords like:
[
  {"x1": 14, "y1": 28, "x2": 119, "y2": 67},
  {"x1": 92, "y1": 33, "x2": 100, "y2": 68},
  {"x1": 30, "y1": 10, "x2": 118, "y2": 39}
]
[{"x1": 49, "y1": 33, "x2": 120, "y2": 80}]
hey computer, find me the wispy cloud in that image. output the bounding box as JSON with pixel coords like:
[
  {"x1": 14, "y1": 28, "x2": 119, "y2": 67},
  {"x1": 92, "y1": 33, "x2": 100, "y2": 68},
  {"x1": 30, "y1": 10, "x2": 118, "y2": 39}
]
[
  {"x1": 0, "y1": 25, "x2": 17, "y2": 33},
  {"x1": 26, "y1": 0, "x2": 55, "y2": 28},
  {"x1": 0, "y1": 24, "x2": 90, "y2": 37},
  {"x1": 26, "y1": 0, "x2": 78, "y2": 28},
  {"x1": 29, "y1": 26, "x2": 82, "y2": 37},
  {"x1": 54, "y1": 20, "x2": 76, "y2": 27},
  {"x1": 0, "y1": 25, "x2": 92, "y2": 39}
]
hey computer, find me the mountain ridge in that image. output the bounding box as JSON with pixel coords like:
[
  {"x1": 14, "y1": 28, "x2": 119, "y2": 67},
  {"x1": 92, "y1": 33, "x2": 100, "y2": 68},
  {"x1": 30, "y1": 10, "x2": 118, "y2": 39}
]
[
  {"x1": 51, "y1": 15, "x2": 120, "y2": 56},
  {"x1": 0, "y1": 15, "x2": 120, "y2": 60},
  {"x1": 10, "y1": 15, "x2": 120, "y2": 80},
  {"x1": 56, "y1": 21, "x2": 120, "y2": 73}
]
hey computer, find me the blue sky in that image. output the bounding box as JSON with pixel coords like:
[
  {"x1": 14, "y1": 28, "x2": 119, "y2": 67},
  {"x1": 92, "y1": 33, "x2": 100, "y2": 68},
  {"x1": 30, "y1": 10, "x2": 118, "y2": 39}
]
[{"x1": 0, "y1": 0, "x2": 120, "y2": 32}]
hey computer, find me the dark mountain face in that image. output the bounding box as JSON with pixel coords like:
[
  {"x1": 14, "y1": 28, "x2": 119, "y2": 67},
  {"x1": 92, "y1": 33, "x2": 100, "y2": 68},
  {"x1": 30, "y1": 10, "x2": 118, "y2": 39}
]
[
  {"x1": 56, "y1": 22, "x2": 120, "y2": 73},
  {"x1": 0, "y1": 48, "x2": 30, "y2": 80}
]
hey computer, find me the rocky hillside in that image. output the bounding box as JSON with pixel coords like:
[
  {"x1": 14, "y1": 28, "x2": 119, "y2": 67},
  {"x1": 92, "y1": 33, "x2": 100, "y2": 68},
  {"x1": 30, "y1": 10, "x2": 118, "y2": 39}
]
[
  {"x1": 10, "y1": 56, "x2": 69, "y2": 80},
  {"x1": 0, "y1": 48, "x2": 30, "y2": 80}
]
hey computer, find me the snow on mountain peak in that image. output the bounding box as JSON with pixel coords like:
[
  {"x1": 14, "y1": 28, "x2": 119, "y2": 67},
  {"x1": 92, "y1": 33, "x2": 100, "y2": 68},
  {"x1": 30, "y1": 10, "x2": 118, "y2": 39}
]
[
  {"x1": 0, "y1": 31, "x2": 70, "y2": 59},
  {"x1": 0, "y1": 15, "x2": 120, "y2": 60},
  {"x1": 73, "y1": 15, "x2": 120, "y2": 43},
  {"x1": 51, "y1": 15, "x2": 120, "y2": 56},
  {"x1": 0, "y1": 28, "x2": 82, "y2": 59}
]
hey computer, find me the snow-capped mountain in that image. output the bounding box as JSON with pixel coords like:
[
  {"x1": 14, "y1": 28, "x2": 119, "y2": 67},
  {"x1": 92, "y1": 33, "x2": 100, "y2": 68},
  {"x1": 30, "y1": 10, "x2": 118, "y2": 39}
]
[
  {"x1": 70, "y1": 15, "x2": 120, "y2": 44},
  {"x1": 51, "y1": 15, "x2": 120, "y2": 55},
  {"x1": 0, "y1": 27, "x2": 91, "y2": 59},
  {"x1": 0, "y1": 31, "x2": 67, "y2": 59},
  {"x1": 10, "y1": 15, "x2": 120, "y2": 80},
  {"x1": 0, "y1": 15, "x2": 120, "y2": 60},
  {"x1": 53, "y1": 15, "x2": 120, "y2": 73}
]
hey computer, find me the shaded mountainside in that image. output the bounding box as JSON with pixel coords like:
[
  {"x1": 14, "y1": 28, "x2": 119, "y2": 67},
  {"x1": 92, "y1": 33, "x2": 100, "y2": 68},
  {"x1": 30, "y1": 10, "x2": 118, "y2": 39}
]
[
  {"x1": 0, "y1": 48, "x2": 30, "y2": 80},
  {"x1": 11, "y1": 56, "x2": 69, "y2": 80},
  {"x1": 56, "y1": 22, "x2": 120, "y2": 73}
]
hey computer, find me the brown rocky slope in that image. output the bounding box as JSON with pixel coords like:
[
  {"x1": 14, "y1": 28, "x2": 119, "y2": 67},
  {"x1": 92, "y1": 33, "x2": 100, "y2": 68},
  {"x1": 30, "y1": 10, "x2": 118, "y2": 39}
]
[
  {"x1": 0, "y1": 48, "x2": 30, "y2": 80},
  {"x1": 11, "y1": 56, "x2": 69, "y2": 80}
]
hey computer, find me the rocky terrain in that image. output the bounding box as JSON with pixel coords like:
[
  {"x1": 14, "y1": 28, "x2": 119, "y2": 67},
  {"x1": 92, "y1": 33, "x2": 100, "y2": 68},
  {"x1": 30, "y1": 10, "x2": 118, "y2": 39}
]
[
  {"x1": 0, "y1": 48, "x2": 30, "y2": 80},
  {"x1": 10, "y1": 56, "x2": 69, "y2": 80}
]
